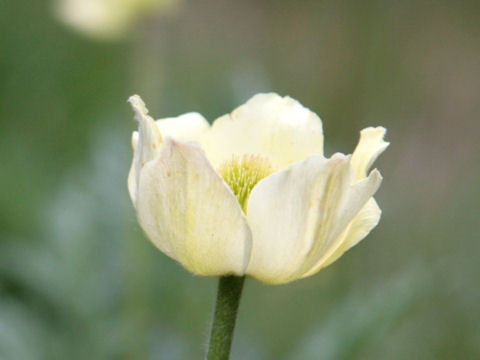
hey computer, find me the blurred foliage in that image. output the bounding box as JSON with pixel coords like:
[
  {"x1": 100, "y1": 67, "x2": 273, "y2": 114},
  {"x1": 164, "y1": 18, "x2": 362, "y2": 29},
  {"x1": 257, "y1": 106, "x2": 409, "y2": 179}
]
[{"x1": 0, "y1": 0, "x2": 479, "y2": 359}]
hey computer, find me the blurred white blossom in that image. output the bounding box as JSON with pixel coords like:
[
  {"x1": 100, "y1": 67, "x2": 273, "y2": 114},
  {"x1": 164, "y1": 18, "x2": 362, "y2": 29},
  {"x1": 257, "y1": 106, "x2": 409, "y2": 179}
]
[{"x1": 55, "y1": 0, "x2": 180, "y2": 40}]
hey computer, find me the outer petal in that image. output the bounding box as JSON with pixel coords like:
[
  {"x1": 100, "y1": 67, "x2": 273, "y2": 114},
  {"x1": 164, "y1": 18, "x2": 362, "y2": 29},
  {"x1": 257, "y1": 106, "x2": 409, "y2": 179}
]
[
  {"x1": 127, "y1": 95, "x2": 210, "y2": 203},
  {"x1": 302, "y1": 127, "x2": 389, "y2": 274},
  {"x1": 127, "y1": 133, "x2": 139, "y2": 202},
  {"x1": 204, "y1": 93, "x2": 324, "y2": 170},
  {"x1": 135, "y1": 137, "x2": 252, "y2": 276},
  {"x1": 317, "y1": 198, "x2": 381, "y2": 270},
  {"x1": 128, "y1": 95, "x2": 162, "y2": 203},
  {"x1": 351, "y1": 127, "x2": 389, "y2": 179},
  {"x1": 298, "y1": 170, "x2": 382, "y2": 278},
  {"x1": 245, "y1": 154, "x2": 382, "y2": 284}
]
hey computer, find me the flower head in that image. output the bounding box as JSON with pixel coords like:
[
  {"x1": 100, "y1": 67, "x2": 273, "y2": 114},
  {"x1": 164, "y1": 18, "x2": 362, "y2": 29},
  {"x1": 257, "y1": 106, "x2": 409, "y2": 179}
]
[{"x1": 128, "y1": 93, "x2": 389, "y2": 284}]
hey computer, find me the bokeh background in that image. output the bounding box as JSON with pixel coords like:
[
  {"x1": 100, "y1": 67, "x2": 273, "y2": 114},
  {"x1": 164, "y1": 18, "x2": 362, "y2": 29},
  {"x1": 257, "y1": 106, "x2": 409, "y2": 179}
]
[{"x1": 1, "y1": 0, "x2": 479, "y2": 359}]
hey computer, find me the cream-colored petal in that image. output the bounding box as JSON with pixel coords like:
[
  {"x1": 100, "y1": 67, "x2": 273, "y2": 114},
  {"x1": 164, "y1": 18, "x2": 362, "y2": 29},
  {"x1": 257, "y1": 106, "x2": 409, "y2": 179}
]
[
  {"x1": 299, "y1": 169, "x2": 382, "y2": 279},
  {"x1": 245, "y1": 154, "x2": 348, "y2": 284},
  {"x1": 127, "y1": 99, "x2": 210, "y2": 202},
  {"x1": 155, "y1": 112, "x2": 210, "y2": 143},
  {"x1": 242, "y1": 154, "x2": 332, "y2": 283},
  {"x1": 351, "y1": 127, "x2": 389, "y2": 179},
  {"x1": 127, "y1": 132, "x2": 139, "y2": 202},
  {"x1": 317, "y1": 198, "x2": 381, "y2": 270},
  {"x1": 128, "y1": 95, "x2": 162, "y2": 204},
  {"x1": 204, "y1": 93, "x2": 324, "y2": 170},
  {"x1": 245, "y1": 154, "x2": 382, "y2": 284},
  {"x1": 135, "y1": 137, "x2": 252, "y2": 276},
  {"x1": 298, "y1": 128, "x2": 388, "y2": 277}
]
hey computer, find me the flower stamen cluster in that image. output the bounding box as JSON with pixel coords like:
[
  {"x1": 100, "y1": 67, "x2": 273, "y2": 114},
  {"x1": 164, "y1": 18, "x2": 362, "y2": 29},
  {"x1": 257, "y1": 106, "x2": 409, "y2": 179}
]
[{"x1": 219, "y1": 155, "x2": 273, "y2": 212}]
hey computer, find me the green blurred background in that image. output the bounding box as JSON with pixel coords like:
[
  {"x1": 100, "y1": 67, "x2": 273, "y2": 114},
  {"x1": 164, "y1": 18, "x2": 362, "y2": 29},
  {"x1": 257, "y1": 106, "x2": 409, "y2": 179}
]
[{"x1": 1, "y1": 0, "x2": 479, "y2": 359}]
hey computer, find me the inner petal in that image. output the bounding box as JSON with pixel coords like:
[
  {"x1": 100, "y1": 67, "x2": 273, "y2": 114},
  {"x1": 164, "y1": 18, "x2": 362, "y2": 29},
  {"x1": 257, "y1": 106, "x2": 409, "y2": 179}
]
[
  {"x1": 203, "y1": 93, "x2": 324, "y2": 171},
  {"x1": 219, "y1": 154, "x2": 273, "y2": 212}
]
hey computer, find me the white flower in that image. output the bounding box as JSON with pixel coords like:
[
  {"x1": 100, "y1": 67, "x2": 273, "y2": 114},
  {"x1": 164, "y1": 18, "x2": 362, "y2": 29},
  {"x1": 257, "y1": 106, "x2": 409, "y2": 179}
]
[
  {"x1": 55, "y1": 0, "x2": 179, "y2": 40},
  {"x1": 128, "y1": 93, "x2": 389, "y2": 285}
]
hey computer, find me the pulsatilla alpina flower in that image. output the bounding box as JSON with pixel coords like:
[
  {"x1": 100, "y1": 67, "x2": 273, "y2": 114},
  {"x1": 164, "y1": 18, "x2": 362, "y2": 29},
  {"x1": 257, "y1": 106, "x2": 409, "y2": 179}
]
[{"x1": 128, "y1": 93, "x2": 389, "y2": 285}]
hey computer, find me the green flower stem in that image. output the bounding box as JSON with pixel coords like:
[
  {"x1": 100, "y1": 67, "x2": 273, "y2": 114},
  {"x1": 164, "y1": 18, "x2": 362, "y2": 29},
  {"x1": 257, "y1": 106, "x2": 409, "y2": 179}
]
[{"x1": 206, "y1": 275, "x2": 246, "y2": 360}]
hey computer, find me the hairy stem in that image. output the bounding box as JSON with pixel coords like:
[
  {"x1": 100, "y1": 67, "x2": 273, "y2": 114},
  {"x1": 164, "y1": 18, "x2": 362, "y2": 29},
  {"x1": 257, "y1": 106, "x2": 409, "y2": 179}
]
[{"x1": 206, "y1": 276, "x2": 246, "y2": 360}]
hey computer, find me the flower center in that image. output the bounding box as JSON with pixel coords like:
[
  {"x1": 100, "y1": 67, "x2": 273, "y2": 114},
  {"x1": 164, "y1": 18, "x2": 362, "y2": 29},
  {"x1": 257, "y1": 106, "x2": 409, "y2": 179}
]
[{"x1": 219, "y1": 155, "x2": 273, "y2": 212}]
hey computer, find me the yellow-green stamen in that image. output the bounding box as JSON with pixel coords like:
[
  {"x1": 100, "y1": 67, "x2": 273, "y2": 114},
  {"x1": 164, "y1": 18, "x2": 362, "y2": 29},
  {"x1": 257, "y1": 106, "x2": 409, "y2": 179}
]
[{"x1": 219, "y1": 155, "x2": 273, "y2": 212}]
